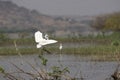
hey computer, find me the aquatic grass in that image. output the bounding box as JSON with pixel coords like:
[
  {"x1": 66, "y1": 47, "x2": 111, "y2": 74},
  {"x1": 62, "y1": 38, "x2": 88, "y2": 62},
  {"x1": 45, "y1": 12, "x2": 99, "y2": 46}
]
[
  {"x1": 61, "y1": 45, "x2": 120, "y2": 55},
  {"x1": 0, "y1": 48, "x2": 38, "y2": 55},
  {"x1": 0, "y1": 45, "x2": 120, "y2": 55},
  {"x1": 0, "y1": 45, "x2": 120, "y2": 61}
]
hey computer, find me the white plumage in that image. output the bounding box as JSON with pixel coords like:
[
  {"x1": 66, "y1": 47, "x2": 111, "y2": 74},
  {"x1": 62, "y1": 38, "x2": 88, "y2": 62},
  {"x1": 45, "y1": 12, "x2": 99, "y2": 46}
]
[
  {"x1": 59, "y1": 43, "x2": 62, "y2": 50},
  {"x1": 34, "y1": 31, "x2": 58, "y2": 48}
]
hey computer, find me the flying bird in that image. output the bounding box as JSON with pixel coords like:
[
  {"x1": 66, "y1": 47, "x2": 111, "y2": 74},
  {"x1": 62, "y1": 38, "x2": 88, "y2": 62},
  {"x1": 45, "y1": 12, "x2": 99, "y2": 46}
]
[{"x1": 34, "y1": 31, "x2": 58, "y2": 48}]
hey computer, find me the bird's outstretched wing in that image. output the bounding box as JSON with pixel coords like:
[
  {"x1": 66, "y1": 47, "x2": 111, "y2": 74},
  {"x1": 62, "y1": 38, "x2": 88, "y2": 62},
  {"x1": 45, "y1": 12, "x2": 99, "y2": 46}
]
[{"x1": 34, "y1": 31, "x2": 44, "y2": 43}]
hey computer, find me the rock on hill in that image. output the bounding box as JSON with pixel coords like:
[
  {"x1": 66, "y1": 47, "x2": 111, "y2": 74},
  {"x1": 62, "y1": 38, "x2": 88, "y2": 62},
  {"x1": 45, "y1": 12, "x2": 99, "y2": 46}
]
[{"x1": 0, "y1": 0, "x2": 95, "y2": 36}]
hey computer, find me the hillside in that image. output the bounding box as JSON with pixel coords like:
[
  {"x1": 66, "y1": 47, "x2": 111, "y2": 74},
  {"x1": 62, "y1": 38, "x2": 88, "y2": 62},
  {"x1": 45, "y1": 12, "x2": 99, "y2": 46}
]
[{"x1": 0, "y1": 0, "x2": 95, "y2": 36}]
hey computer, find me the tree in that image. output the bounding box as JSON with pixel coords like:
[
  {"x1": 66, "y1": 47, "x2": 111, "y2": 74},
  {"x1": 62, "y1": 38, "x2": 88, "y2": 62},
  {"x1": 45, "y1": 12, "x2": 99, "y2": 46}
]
[
  {"x1": 105, "y1": 13, "x2": 120, "y2": 31},
  {"x1": 92, "y1": 16, "x2": 106, "y2": 30}
]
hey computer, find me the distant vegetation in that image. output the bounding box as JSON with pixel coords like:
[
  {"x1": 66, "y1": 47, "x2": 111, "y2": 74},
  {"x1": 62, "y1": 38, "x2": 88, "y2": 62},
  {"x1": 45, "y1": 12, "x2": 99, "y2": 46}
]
[
  {"x1": 92, "y1": 12, "x2": 120, "y2": 31},
  {"x1": 105, "y1": 12, "x2": 120, "y2": 31}
]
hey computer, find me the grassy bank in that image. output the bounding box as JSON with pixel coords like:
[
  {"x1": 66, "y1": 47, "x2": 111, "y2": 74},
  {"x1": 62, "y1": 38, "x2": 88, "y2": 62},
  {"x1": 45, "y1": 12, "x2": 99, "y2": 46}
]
[
  {"x1": 0, "y1": 45, "x2": 120, "y2": 61},
  {"x1": 1, "y1": 32, "x2": 120, "y2": 45},
  {"x1": 0, "y1": 48, "x2": 38, "y2": 55}
]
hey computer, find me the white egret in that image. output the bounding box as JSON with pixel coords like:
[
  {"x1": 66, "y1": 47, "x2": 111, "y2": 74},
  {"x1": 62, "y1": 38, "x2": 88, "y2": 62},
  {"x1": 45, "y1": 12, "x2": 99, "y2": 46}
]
[
  {"x1": 59, "y1": 43, "x2": 63, "y2": 62},
  {"x1": 34, "y1": 31, "x2": 58, "y2": 48},
  {"x1": 59, "y1": 43, "x2": 62, "y2": 50}
]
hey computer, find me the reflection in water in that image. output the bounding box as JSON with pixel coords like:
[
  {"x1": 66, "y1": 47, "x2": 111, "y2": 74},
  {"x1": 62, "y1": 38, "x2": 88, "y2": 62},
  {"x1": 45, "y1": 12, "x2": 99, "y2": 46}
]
[{"x1": 0, "y1": 54, "x2": 118, "y2": 80}]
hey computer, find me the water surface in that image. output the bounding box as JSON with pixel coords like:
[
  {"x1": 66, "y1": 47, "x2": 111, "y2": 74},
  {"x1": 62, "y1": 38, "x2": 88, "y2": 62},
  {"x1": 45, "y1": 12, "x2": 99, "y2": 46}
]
[{"x1": 0, "y1": 54, "x2": 118, "y2": 80}]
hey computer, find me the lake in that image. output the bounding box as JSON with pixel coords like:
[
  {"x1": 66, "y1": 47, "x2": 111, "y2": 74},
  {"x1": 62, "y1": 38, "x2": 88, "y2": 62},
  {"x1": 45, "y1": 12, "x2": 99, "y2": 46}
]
[{"x1": 0, "y1": 53, "x2": 118, "y2": 80}]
